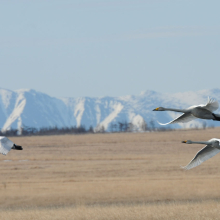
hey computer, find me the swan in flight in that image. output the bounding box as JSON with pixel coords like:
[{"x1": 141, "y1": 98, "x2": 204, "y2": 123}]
[
  {"x1": 0, "y1": 136, "x2": 23, "y2": 155},
  {"x1": 182, "y1": 138, "x2": 220, "y2": 170},
  {"x1": 153, "y1": 97, "x2": 220, "y2": 125}
]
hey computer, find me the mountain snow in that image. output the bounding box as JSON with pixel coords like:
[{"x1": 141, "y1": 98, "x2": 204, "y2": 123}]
[{"x1": 0, "y1": 88, "x2": 220, "y2": 132}]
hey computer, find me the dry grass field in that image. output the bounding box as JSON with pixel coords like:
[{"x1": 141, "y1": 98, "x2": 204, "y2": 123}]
[{"x1": 1, "y1": 128, "x2": 220, "y2": 219}]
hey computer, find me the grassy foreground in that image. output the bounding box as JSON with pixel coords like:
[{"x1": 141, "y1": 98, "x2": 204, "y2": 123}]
[
  {"x1": 1, "y1": 200, "x2": 220, "y2": 220},
  {"x1": 0, "y1": 128, "x2": 220, "y2": 219}
]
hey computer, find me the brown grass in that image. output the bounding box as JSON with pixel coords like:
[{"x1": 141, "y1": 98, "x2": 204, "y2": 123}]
[
  {"x1": 1, "y1": 128, "x2": 220, "y2": 219},
  {"x1": 1, "y1": 200, "x2": 220, "y2": 220}
]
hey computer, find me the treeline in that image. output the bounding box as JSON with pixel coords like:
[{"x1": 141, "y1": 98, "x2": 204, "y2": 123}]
[
  {"x1": 0, "y1": 125, "x2": 93, "y2": 137},
  {"x1": 103, "y1": 120, "x2": 153, "y2": 132},
  {"x1": 0, "y1": 120, "x2": 211, "y2": 137},
  {"x1": 0, "y1": 119, "x2": 171, "y2": 137}
]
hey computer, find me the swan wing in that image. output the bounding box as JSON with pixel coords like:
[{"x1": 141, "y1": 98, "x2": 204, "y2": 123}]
[
  {"x1": 158, "y1": 113, "x2": 196, "y2": 125},
  {"x1": 182, "y1": 146, "x2": 220, "y2": 170},
  {"x1": 0, "y1": 137, "x2": 14, "y2": 155},
  {"x1": 203, "y1": 97, "x2": 219, "y2": 112}
]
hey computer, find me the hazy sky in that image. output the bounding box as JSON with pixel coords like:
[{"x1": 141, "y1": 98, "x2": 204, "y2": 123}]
[{"x1": 1, "y1": 0, "x2": 220, "y2": 98}]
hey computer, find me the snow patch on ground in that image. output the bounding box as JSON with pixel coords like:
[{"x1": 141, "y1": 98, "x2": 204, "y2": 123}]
[
  {"x1": 2, "y1": 92, "x2": 26, "y2": 132},
  {"x1": 95, "y1": 104, "x2": 101, "y2": 124},
  {"x1": 132, "y1": 115, "x2": 145, "y2": 131},
  {"x1": 74, "y1": 98, "x2": 85, "y2": 127},
  {"x1": 0, "y1": 89, "x2": 13, "y2": 109},
  {"x1": 96, "y1": 103, "x2": 124, "y2": 131}
]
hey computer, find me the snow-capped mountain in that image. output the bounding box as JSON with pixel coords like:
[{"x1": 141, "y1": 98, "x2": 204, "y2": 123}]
[{"x1": 1, "y1": 88, "x2": 220, "y2": 132}]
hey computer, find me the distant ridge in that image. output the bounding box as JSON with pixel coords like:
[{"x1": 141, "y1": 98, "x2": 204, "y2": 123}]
[{"x1": 0, "y1": 88, "x2": 220, "y2": 132}]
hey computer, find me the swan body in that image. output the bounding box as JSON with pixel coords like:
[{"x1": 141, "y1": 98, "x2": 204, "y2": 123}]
[
  {"x1": 0, "y1": 136, "x2": 23, "y2": 155},
  {"x1": 182, "y1": 138, "x2": 220, "y2": 170},
  {"x1": 153, "y1": 97, "x2": 220, "y2": 125}
]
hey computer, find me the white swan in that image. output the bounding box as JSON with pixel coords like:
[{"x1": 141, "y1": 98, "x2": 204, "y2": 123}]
[
  {"x1": 153, "y1": 97, "x2": 220, "y2": 125},
  {"x1": 182, "y1": 138, "x2": 220, "y2": 170},
  {"x1": 0, "y1": 136, "x2": 23, "y2": 155}
]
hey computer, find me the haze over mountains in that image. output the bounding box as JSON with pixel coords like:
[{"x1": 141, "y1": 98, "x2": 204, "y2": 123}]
[{"x1": 0, "y1": 88, "x2": 220, "y2": 132}]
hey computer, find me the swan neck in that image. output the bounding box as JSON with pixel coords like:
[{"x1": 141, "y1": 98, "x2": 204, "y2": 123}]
[
  {"x1": 191, "y1": 141, "x2": 210, "y2": 145},
  {"x1": 163, "y1": 108, "x2": 186, "y2": 113}
]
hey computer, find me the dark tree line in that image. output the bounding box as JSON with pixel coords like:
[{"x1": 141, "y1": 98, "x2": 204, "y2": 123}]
[
  {"x1": 0, "y1": 120, "x2": 150, "y2": 136},
  {"x1": 1, "y1": 118, "x2": 208, "y2": 137},
  {"x1": 109, "y1": 120, "x2": 153, "y2": 132},
  {"x1": 0, "y1": 125, "x2": 93, "y2": 137}
]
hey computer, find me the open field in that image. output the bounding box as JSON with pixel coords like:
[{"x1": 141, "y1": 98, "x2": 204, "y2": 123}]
[{"x1": 1, "y1": 128, "x2": 220, "y2": 219}]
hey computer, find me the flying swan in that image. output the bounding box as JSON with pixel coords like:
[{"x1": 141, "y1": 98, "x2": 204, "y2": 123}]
[
  {"x1": 0, "y1": 136, "x2": 23, "y2": 155},
  {"x1": 182, "y1": 138, "x2": 220, "y2": 170},
  {"x1": 153, "y1": 97, "x2": 220, "y2": 125}
]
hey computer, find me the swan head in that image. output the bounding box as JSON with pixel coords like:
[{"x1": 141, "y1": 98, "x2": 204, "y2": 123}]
[
  {"x1": 182, "y1": 140, "x2": 193, "y2": 144},
  {"x1": 153, "y1": 107, "x2": 165, "y2": 111}
]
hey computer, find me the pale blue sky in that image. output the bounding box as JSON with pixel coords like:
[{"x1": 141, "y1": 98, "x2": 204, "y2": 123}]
[{"x1": 0, "y1": 0, "x2": 220, "y2": 98}]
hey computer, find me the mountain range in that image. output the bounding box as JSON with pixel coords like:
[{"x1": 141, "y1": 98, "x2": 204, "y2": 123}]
[{"x1": 1, "y1": 88, "x2": 220, "y2": 132}]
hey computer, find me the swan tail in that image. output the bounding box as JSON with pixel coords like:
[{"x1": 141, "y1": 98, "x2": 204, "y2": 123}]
[
  {"x1": 12, "y1": 144, "x2": 23, "y2": 150},
  {"x1": 212, "y1": 113, "x2": 220, "y2": 121}
]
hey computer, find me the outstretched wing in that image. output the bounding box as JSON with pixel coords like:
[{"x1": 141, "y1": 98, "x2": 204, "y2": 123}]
[
  {"x1": 182, "y1": 146, "x2": 220, "y2": 170},
  {"x1": 0, "y1": 137, "x2": 14, "y2": 155},
  {"x1": 158, "y1": 112, "x2": 196, "y2": 125},
  {"x1": 203, "y1": 97, "x2": 219, "y2": 112}
]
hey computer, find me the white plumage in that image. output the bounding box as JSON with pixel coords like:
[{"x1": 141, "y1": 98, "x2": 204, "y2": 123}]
[
  {"x1": 182, "y1": 138, "x2": 220, "y2": 170},
  {"x1": 0, "y1": 136, "x2": 23, "y2": 155},
  {"x1": 153, "y1": 97, "x2": 220, "y2": 125}
]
